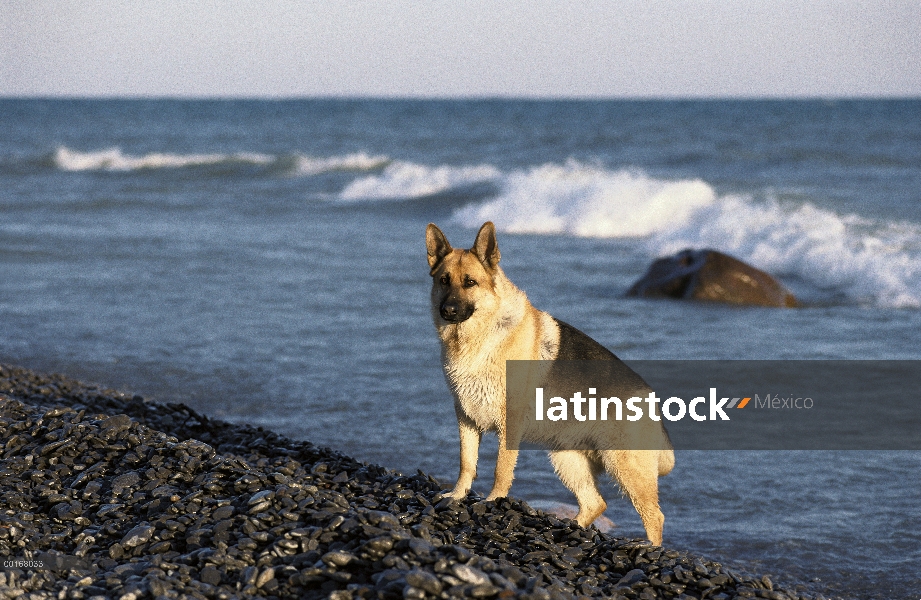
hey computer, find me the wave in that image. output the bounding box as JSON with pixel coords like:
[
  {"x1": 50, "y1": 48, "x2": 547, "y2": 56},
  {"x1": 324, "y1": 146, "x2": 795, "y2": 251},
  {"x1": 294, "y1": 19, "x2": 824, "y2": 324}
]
[
  {"x1": 51, "y1": 146, "x2": 388, "y2": 176},
  {"x1": 339, "y1": 161, "x2": 501, "y2": 201},
  {"x1": 291, "y1": 153, "x2": 390, "y2": 176},
  {"x1": 53, "y1": 146, "x2": 274, "y2": 171},
  {"x1": 454, "y1": 161, "x2": 715, "y2": 237},
  {"x1": 46, "y1": 147, "x2": 921, "y2": 308},
  {"x1": 448, "y1": 161, "x2": 921, "y2": 309},
  {"x1": 650, "y1": 197, "x2": 921, "y2": 309}
]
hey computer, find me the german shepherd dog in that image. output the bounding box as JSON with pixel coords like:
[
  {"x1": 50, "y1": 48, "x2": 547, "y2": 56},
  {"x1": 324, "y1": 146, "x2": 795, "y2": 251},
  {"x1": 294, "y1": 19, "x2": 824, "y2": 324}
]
[{"x1": 427, "y1": 221, "x2": 675, "y2": 545}]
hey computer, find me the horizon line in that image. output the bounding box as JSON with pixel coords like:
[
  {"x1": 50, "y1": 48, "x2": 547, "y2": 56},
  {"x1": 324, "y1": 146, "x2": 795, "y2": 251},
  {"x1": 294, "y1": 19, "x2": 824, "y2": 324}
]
[{"x1": 2, "y1": 93, "x2": 920, "y2": 103}]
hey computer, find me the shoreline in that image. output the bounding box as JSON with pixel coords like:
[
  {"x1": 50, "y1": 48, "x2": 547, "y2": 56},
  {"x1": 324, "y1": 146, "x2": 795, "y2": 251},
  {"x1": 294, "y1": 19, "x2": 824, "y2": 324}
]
[{"x1": 0, "y1": 364, "x2": 825, "y2": 600}]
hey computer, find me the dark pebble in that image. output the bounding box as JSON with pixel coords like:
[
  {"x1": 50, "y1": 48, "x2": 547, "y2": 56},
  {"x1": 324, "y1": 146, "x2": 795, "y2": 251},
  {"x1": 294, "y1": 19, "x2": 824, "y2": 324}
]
[
  {"x1": 322, "y1": 551, "x2": 356, "y2": 567},
  {"x1": 405, "y1": 569, "x2": 443, "y2": 595},
  {"x1": 200, "y1": 566, "x2": 222, "y2": 586},
  {"x1": 452, "y1": 563, "x2": 491, "y2": 586},
  {"x1": 0, "y1": 364, "x2": 825, "y2": 600},
  {"x1": 120, "y1": 523, "x2": 154, "y2": 547}
]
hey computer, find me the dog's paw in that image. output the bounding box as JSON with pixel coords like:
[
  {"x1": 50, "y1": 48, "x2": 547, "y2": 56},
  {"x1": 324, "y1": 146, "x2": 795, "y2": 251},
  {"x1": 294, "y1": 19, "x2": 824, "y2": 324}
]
[{"x1": 438, "y1": 488, "x2": 471, "y2": 502}]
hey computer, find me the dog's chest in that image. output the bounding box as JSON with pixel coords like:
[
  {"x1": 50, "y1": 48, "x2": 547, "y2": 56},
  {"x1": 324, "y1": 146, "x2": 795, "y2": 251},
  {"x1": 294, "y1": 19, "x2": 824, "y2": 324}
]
[{"x1": 444, "y1": 352, "x2": 504, "y2": 431}]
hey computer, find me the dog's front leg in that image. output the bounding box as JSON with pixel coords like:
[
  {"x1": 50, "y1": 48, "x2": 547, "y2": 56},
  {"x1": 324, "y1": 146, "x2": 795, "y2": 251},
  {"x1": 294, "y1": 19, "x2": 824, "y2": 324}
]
[
  {"x1": 448, "y1": 414, "x2": 481, "y2": 500},
  {"x1": 485, "y1": 428, "x2": 519, "y2": 501}
]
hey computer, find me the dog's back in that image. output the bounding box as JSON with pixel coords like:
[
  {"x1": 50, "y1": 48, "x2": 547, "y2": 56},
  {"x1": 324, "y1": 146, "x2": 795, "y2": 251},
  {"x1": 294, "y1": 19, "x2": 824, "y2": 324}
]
[{"x1": 547, "y1": 318, "x2": 675, "y2": 476}]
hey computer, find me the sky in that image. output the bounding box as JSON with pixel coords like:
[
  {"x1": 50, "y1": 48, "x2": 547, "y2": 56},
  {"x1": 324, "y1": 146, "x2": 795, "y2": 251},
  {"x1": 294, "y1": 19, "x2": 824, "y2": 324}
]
[{"x1": 2, "y1": 1, "x2": 920, "y2": 99}]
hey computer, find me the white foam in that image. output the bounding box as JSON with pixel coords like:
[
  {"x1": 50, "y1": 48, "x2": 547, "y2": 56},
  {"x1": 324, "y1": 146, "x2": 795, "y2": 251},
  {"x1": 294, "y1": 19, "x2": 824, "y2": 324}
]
[
  {"x1": 454, "y1": 161, "x2": 715, "y2": 237},
  {"x1": 52, "y1": 146, "x2": 921, "y2": 308},
  {"x1": 292, "y1": 152, "x2": 390, "y2": 176},
  {"x1": 53, "y1": 146, "x2": 388, "y2": 176},
  {"x1": 449, "y1": 161, "x2": 921, "y2": 309},
  {"x1": 339, "y1": 161, "x2": 501, "y2": 201},
  {"x1": 53, "y1": 146, "x2": 274, "y2": 171},
  {"x1": 650, "y1": 196, "x2": 921, "y2": 308}
]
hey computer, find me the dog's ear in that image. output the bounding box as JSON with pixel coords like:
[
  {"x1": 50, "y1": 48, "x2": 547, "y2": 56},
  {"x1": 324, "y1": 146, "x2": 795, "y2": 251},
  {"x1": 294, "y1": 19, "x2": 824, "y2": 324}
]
[
  {"x1": 472, "y1": 221, "x2": 500, "y2": 270},
  {"x1": 426, "y1": 223, "x2": 453, "y2": 272}
]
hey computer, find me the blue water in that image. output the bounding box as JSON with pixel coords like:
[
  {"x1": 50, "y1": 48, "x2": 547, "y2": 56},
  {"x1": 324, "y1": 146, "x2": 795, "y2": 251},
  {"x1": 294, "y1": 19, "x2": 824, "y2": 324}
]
[{"x1": 1, "y1": 99, "x2": 920, "y2": 598}]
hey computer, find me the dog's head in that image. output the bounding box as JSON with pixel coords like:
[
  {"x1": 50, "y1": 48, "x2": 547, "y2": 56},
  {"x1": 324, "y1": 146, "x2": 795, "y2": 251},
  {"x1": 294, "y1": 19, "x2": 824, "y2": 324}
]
[{"x1": 426, "y1": 222, "x2": 501, "y2": 325}]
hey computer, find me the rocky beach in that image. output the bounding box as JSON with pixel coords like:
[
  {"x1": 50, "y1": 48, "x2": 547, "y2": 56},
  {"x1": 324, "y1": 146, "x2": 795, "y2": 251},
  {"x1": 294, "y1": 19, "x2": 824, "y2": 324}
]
[{"x1": 1, "y1": 364, "x2": 834, "y2": 600}]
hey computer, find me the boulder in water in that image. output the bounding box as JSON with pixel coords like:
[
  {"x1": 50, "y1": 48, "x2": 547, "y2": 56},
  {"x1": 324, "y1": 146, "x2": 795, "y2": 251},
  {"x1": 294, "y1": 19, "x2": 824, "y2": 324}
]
[{"x1": 626, "y1": 249, "x2": 798, "y2": 308}]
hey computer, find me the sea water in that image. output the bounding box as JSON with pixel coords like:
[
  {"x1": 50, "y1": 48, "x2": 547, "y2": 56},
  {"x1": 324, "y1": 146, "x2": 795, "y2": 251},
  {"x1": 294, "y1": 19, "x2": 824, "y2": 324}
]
[{"x1": 1, "y1": 99, "x2": 919, "y2": 597}]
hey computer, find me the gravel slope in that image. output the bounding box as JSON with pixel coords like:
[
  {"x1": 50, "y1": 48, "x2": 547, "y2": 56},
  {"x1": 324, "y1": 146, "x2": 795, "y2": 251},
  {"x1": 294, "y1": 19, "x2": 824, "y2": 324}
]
[{"x1": 0, "y1": 364, "x2": 827, "y2": 600}]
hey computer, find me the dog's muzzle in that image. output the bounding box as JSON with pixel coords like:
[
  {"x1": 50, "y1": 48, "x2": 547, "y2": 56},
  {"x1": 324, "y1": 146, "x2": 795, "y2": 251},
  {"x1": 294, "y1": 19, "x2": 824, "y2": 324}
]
[{"x1": 440, "y1": 298, "x2": 474, "y2": 323}]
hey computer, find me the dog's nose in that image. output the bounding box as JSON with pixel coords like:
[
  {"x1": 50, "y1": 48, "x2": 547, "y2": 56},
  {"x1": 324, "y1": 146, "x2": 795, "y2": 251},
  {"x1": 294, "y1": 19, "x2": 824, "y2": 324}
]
[{"x1": 440, "y1": 300, "x2": 459, "y2": 321}]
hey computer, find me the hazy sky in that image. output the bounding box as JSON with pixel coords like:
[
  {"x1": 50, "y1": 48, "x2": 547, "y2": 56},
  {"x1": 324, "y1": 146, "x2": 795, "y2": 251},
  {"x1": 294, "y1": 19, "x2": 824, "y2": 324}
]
[{"x1": 3, "y1": 1, "x2": 920, "y2": 98}]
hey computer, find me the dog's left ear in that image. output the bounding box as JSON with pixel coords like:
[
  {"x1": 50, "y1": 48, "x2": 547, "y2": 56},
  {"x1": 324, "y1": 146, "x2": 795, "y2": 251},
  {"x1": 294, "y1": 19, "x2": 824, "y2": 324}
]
[
  {"x1": 427, "y1": 223, "x2": 453, "y2": 272},
  {"x1": 472, "y1": 221, "x2": 500, "y2": 270}
]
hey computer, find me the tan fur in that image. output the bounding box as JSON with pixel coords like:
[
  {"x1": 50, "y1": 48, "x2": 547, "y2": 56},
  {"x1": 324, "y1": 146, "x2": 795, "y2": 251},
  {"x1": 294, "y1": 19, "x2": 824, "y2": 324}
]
[{"x1": 427, "y1": 222, "x2": 673, "y2": 545}]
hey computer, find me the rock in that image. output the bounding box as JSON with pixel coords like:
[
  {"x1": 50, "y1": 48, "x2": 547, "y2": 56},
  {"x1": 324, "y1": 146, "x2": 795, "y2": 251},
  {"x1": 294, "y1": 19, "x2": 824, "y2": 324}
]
[
  {"x1": 403, "y1": 585, "x2": 425, "y2": 600},
  {"x1": 626, "y1": 248, "x2": 798, "y2": 307},
  {"x1": 112, "y1": 471, "x2": 141, "y2": 493},
  {"x1": 255, "y1": 566, "x2": 275, "y2": 588},
  {"x1": 248, "y1": 489, "x2": 274, "y2": 505},
  {"x1": 120, "y1": 523, "x2": 154, "y2": 547},
  {"x1": 615, "y1": 568, "x2": 646, "y2": 588},
  {"x1": 100, "y1": 414, "x2": 132, "y2": 433},
  {"x1": 452, "y1": 563, "x2": 491, "y2": 586},
  {"x1": 199, "y1": 566, "x2": 222, "y2": 586},
  {"x1": 322, "y1": 551, "x2": 356, "y2": 567},
  {"x1": 405, "y1": 569, "x2": 443, "y2": 595}
]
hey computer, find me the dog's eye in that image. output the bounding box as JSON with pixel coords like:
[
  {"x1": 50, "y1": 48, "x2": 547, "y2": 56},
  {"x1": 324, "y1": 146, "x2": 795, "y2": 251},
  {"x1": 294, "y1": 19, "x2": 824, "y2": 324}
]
[
  {"x1": 440, "y1": 274, "x2": 450, "y2": 285},
  {"x1": 463, "y1": 277, "x2": 477, "y2": 288}
]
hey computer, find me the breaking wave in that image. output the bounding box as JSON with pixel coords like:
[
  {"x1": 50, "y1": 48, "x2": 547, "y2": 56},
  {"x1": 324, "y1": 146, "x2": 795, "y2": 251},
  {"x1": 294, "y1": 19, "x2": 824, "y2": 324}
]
[
  {"x1": 447, "y1": 161, "x2": 921, "y2": 309},
  {"x1": 49, "y1": 148, "x2": 921, "y2": 308},
  {"x1": 453, "y1": 161, "x2": 715, "y2": 237},
  {"x1": 649, "y1": 197, "x2": 921, "y2": 309},
  {"x1": 339, "y1": 161, "x2": 501, "y2": 201},
  {"x1": 291, "y1": 153, "x2": 390, "y2": 176},
  {"x1": 51, "y1": 146, "x2": 388, "y2": 176},
  {"x1": 53, "y1": 146, "x2": 274, "y2": 171}
]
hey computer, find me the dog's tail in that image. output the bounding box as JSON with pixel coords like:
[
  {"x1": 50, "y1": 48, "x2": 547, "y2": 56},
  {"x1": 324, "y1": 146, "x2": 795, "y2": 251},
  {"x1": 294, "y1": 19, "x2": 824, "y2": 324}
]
[{"x1": 658, "y1": 428, "x2": 675, "y2": 476}]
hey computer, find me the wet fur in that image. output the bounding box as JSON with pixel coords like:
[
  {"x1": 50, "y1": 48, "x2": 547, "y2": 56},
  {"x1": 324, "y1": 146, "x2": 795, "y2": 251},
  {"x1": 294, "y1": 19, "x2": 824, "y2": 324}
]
[{"x1": 427, "y1": 222, "x2": 675, "y2": 545}]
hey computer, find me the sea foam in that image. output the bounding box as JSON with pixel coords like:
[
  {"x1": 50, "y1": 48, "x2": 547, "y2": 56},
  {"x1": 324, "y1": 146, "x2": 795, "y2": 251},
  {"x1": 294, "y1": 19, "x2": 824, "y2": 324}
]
[
  {"x1": 327, "y1": 156, "x2": 921, "y2": 308},
  {"x1": 454, "y1": 161, "x2": 715, "y2": 237},
  {"x1": 53, "y1": 146, "x2": 274, "y2": 171},
  {"x1": 51, "y1": 146, "x2": 921, "y2": 308},
  {"x1": 339, "y1": 161, "x2": 501, "y2": 201},
  {"x1": 291, "y1": 152, "x2": 390, "y2": 176},
  {"x1": 52, "y1": 147, "x2": 388, "y2": 177},
  {"x1": 447, "y1": 161, "x2": 921, "y2": 309},
  {"x1": 651, "y1": 197, "x2": 921, "y2": 308}
]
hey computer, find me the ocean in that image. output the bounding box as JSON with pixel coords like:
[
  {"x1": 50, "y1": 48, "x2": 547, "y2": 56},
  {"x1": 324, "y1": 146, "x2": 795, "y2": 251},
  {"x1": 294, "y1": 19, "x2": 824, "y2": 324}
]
[{"x1": 1, "y1": 98, "x2": 919, "y2": 598}]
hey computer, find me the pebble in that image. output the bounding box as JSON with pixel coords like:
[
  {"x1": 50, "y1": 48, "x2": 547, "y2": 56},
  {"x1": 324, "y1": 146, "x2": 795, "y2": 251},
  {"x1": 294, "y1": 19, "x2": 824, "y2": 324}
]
[
  {"x1": 0, "y1": 364, "x2": 825, "y2": 600},
  {"x1": 120, "y1": 523, "x2": 154, "y2": 547},
  {"x1": 616, "y1": 568, "x2": 647, "y2": 588},
  {"x1": 255, "y1": 566, "x2": 275, "y2": 588},
  {"x1": 452, "y1": 563, "x2": 491, "y2": 586}
]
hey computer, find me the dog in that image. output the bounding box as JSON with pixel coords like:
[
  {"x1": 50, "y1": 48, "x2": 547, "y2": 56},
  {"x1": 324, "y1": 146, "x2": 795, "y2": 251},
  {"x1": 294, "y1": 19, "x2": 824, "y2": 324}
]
[{"x1": 426, "y1": 221, "x2": 675, "y2": 545}]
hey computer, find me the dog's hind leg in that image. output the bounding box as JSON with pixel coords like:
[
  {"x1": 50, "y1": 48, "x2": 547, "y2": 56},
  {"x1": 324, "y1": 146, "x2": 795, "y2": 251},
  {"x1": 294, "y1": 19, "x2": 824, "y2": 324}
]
[
  {"x1": 448, "y1": 414, "x2": 481, "y2": 500},
  {"x1": 603, "y1": 450, "x2": 664, "y2": 546},
  {"x1": 549, "y1": 450, "x2": 607, "y2": 528}
]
